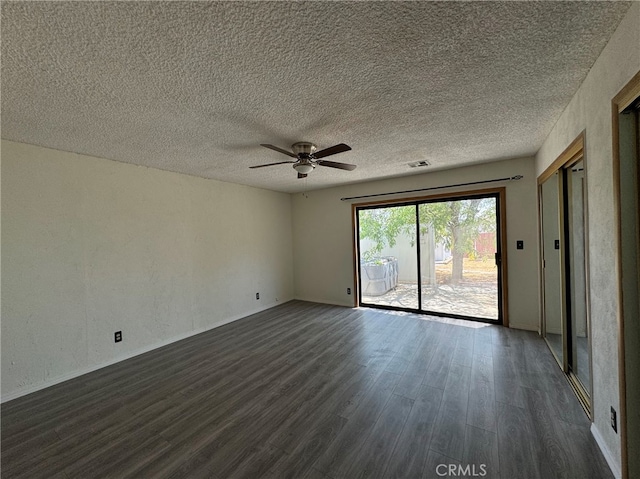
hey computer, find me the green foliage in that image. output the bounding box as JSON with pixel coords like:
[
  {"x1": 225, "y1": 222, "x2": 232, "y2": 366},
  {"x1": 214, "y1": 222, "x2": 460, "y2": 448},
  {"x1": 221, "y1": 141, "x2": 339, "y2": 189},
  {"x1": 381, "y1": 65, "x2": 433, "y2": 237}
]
[
  {"x1": 362, "y1": 250, "x2": 385, "y2": 263},
  {"x1": 358, "y1": 205, "x2": 415, "y2": 255},
  {"x1": 359, "y1": 198, "x2": 496, "y2": 258}
]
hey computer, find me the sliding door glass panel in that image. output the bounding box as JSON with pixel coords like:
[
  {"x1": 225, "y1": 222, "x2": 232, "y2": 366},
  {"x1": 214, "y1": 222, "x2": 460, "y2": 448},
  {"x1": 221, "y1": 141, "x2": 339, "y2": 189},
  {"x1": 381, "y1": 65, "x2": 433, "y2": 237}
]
[
  {"x1": 418, "y1": 197, "x2": 499, "y2": 320},
  {"x1": 541, "y1": 172, "x2": 564, "y2": 364},
  {"x1": 358, "y1": 205, "x2": 418, "y2": 309},
  {"x1": 566, "y1": 160, "x2": 590, "y2": 390}
]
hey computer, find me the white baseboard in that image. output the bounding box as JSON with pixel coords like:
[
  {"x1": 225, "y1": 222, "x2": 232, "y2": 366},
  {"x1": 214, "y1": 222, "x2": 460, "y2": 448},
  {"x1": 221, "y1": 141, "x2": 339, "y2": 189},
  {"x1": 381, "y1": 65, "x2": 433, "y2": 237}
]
[
  {"x1": 591, "y1": 423, "x2": 621, "y2": 479},
  {"x1": 507, "y1": 322, "x2": 539, "y2": 332},
  {"x1": 294, "y1": 295, "x2": 355, "y2": 308},
  {"x1": 1, "y1": 300, "x2": 289, "y2": 403},
  {"x1": 544, "y1": 328, "x2": 563, "y2": 335}
]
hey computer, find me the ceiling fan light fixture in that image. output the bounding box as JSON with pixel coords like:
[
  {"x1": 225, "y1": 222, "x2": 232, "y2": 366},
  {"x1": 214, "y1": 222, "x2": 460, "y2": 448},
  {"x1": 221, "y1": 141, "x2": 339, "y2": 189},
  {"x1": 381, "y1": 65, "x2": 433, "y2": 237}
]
[{"x1": 293, "y1": 163, "x2": 314, "y2": 175}]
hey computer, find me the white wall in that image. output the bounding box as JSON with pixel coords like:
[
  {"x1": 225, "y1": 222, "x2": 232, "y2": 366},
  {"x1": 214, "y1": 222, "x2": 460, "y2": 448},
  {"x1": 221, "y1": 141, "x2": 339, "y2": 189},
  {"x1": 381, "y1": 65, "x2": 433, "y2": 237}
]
[
  {"x1": 535, "y1": 3, "x2": 640, "y2": 476},
  {"x1": 1, "y1": 140, "x2": 294, "y2": 401},
  {"x1": 360, "y1": 234, "x2": 420, "y2": 283},
  {"x1": 292, "y1": 156, "x2": 539, "y2": 331}
]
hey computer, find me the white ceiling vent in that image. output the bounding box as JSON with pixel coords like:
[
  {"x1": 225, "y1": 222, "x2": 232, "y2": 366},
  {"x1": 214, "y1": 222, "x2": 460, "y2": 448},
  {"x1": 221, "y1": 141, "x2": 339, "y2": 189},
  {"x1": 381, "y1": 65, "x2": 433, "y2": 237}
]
[{"x1": 408, "y1": 160, "x2": 430, "y2": 168}]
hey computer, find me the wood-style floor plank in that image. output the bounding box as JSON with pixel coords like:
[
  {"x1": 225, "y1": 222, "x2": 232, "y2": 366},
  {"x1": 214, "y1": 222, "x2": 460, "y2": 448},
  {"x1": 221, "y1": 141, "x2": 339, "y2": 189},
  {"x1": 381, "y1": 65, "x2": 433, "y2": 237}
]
[
  {"x1": 496, "y1": 401, "x2": 542, "y2": 479},
  {"x1": 267, "y1": 414, "x2": 347, "y2": 479},
  {"x1": 428, "y1": 362, "x2": 471, "y2": 460},
  {"x1": 463, "y1": 425, "x2": 500, "y2": 479},
  {"x1": 384, "y1": 384, "x2": 443, "y2": 478},
  {"x1": 312, "y1": 370, "x2": 401, "y2": 478},
  {"x1": 342, "y1": 393, "x2": 413, "y2": 479},
  {"x1": 467, "y1": 353, "x2": 497, "y2": 432},
  {"x1": 1, "y1": 301, "x2": 613, "y2": 479},
  {"x1": 423, "y1": 449, "x2": 459, "y2": 479}
]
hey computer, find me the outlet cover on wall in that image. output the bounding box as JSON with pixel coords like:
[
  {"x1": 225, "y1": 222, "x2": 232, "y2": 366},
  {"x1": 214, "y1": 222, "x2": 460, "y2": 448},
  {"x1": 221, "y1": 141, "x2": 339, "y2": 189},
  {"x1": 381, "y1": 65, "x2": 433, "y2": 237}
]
[
  {"x1": 256, "y1": 292, "x2": 260, "y2": 300},
  {"x1": 114, "y1": 331, "x2": 122, "y2": 343}
]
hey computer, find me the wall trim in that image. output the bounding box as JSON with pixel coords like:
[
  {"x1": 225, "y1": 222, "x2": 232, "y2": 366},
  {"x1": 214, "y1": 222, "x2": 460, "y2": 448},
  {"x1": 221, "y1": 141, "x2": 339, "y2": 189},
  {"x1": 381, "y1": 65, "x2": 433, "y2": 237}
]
[
  {"x1": 294, "y1": 295, "x2": 355, "y2": 308},
  {"x1": 1, "y1": 299, "x2": 291, "y2": 404},
  {"x1": 538, "y1": 132, "x2": 585, "y2": 185},
  {"x1": 592, "y1": 423, "x2": 622, "y2": 479},
  {"x1": 506, "y1": 322, "x2": 538, "y2": 332}
]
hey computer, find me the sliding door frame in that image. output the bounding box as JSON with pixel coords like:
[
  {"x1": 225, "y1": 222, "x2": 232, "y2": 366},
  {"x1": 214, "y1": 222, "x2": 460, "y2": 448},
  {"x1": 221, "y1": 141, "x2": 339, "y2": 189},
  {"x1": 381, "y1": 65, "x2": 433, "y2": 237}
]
[{"x1": 352, "y1": 187, "x2": 508, "y2": 326}]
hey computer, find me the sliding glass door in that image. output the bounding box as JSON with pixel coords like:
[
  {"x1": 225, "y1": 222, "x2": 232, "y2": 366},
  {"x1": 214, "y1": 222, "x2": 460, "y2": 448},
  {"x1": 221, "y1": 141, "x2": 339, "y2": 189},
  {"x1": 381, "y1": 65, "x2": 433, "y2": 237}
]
[
  {"x1": 356, "y1": 191, "x2": 504, "y2": 323},
  {"x1": 358, "y1": 204, "x2": 419, "y2": 310},
  {"x1": 418, "y1": 197, "x2": 499, "y2": 320}
]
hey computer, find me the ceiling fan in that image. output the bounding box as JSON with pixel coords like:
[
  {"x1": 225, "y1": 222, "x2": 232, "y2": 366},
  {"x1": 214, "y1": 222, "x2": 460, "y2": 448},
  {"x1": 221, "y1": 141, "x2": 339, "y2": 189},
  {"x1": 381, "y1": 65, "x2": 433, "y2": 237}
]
[{"x1": 250, "y1": 142, "x2": 356, "y2": 178}]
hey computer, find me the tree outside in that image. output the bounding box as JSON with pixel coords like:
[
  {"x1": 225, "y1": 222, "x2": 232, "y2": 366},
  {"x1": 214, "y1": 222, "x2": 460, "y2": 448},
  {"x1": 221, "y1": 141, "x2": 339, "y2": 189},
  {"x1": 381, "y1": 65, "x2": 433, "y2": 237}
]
[{"x1": 359, "y1": 197, "x2": 496, "y2": 284}]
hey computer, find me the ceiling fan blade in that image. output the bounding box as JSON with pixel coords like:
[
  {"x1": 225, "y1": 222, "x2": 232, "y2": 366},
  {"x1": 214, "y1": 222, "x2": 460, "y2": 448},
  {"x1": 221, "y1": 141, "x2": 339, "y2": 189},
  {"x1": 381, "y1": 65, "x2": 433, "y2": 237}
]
[
  {"x1": 249, "y1": 161, "x2": 296, "y2": 169},
  {"x1": 316, "y1": 159, "x2": 357, "y2": 171},
  {"x1": 313, "y1": 143, "x2": 351, "y2": 159},
  {"x1": 260, "y1": 144, "x2": 297, "y2": 158},
  {"x1": 297, "y1": 172, "x2": 308, "y2": 179}
]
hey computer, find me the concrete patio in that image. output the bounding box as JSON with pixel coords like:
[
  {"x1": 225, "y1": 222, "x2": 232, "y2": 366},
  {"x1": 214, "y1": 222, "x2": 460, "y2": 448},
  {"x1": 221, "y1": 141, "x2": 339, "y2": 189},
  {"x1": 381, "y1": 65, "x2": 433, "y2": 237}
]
[{"x1": 362, "y1": 259, "x2": 499, "y2": 320}]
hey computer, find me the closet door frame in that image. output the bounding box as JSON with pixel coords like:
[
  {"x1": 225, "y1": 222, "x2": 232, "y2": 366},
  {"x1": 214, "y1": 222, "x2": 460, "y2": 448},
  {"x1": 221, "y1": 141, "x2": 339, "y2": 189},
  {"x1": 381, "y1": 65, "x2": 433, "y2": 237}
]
[
  {"x1": 538, "y1": 132, "x2": 592, "y2": 416},
  {"x1": 612, "y1": 70, "x2": 640, "y2": 479}
]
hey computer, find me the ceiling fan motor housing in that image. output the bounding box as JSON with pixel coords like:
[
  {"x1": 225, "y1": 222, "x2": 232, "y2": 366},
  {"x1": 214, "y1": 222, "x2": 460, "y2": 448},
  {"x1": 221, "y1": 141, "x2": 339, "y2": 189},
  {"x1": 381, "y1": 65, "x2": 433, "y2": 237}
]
[{"x1": 291, "y1": 142, "x2": 317, "y2": 156}]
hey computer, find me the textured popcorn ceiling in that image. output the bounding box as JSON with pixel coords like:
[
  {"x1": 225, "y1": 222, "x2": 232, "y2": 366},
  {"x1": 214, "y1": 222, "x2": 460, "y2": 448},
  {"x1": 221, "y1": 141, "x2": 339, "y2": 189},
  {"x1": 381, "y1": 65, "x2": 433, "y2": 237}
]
[{"x1": 1, "y1": 1, "x2": 631, "y2": 193}]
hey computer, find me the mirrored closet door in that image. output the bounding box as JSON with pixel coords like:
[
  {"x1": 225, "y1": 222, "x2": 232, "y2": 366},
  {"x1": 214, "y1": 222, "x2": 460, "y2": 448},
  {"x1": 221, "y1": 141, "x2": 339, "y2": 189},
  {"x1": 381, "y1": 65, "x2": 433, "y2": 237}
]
[
  {"x1": 538, "y1": 134, "x2": 592, "y2": 415},
  {"x1": 565, "y1": 159, "x2": 590, "y2": 394},
  {"x1": 540, "y1": 171, "x2": 564, "y2": 364}
]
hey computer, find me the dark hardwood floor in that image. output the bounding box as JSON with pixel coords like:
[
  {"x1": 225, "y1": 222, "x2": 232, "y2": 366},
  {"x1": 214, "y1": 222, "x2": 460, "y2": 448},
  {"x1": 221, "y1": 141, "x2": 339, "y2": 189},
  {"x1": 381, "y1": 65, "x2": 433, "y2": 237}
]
[{"x1": 1, "y1": 301, "x2": 612, "y2": 478}]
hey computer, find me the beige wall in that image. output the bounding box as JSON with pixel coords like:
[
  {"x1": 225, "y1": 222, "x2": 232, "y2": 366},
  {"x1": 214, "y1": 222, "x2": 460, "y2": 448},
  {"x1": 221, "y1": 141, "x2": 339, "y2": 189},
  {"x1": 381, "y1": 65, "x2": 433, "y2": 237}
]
[
  {"x1": 535, "y1": 3, "x2": 640, "y2": 476},
  {"x1": 292, "y1": 156, "x2": 539, "y2": 331},
  {"x1": 1, "y1": 140, "x2": 294, "y2": 401}
]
